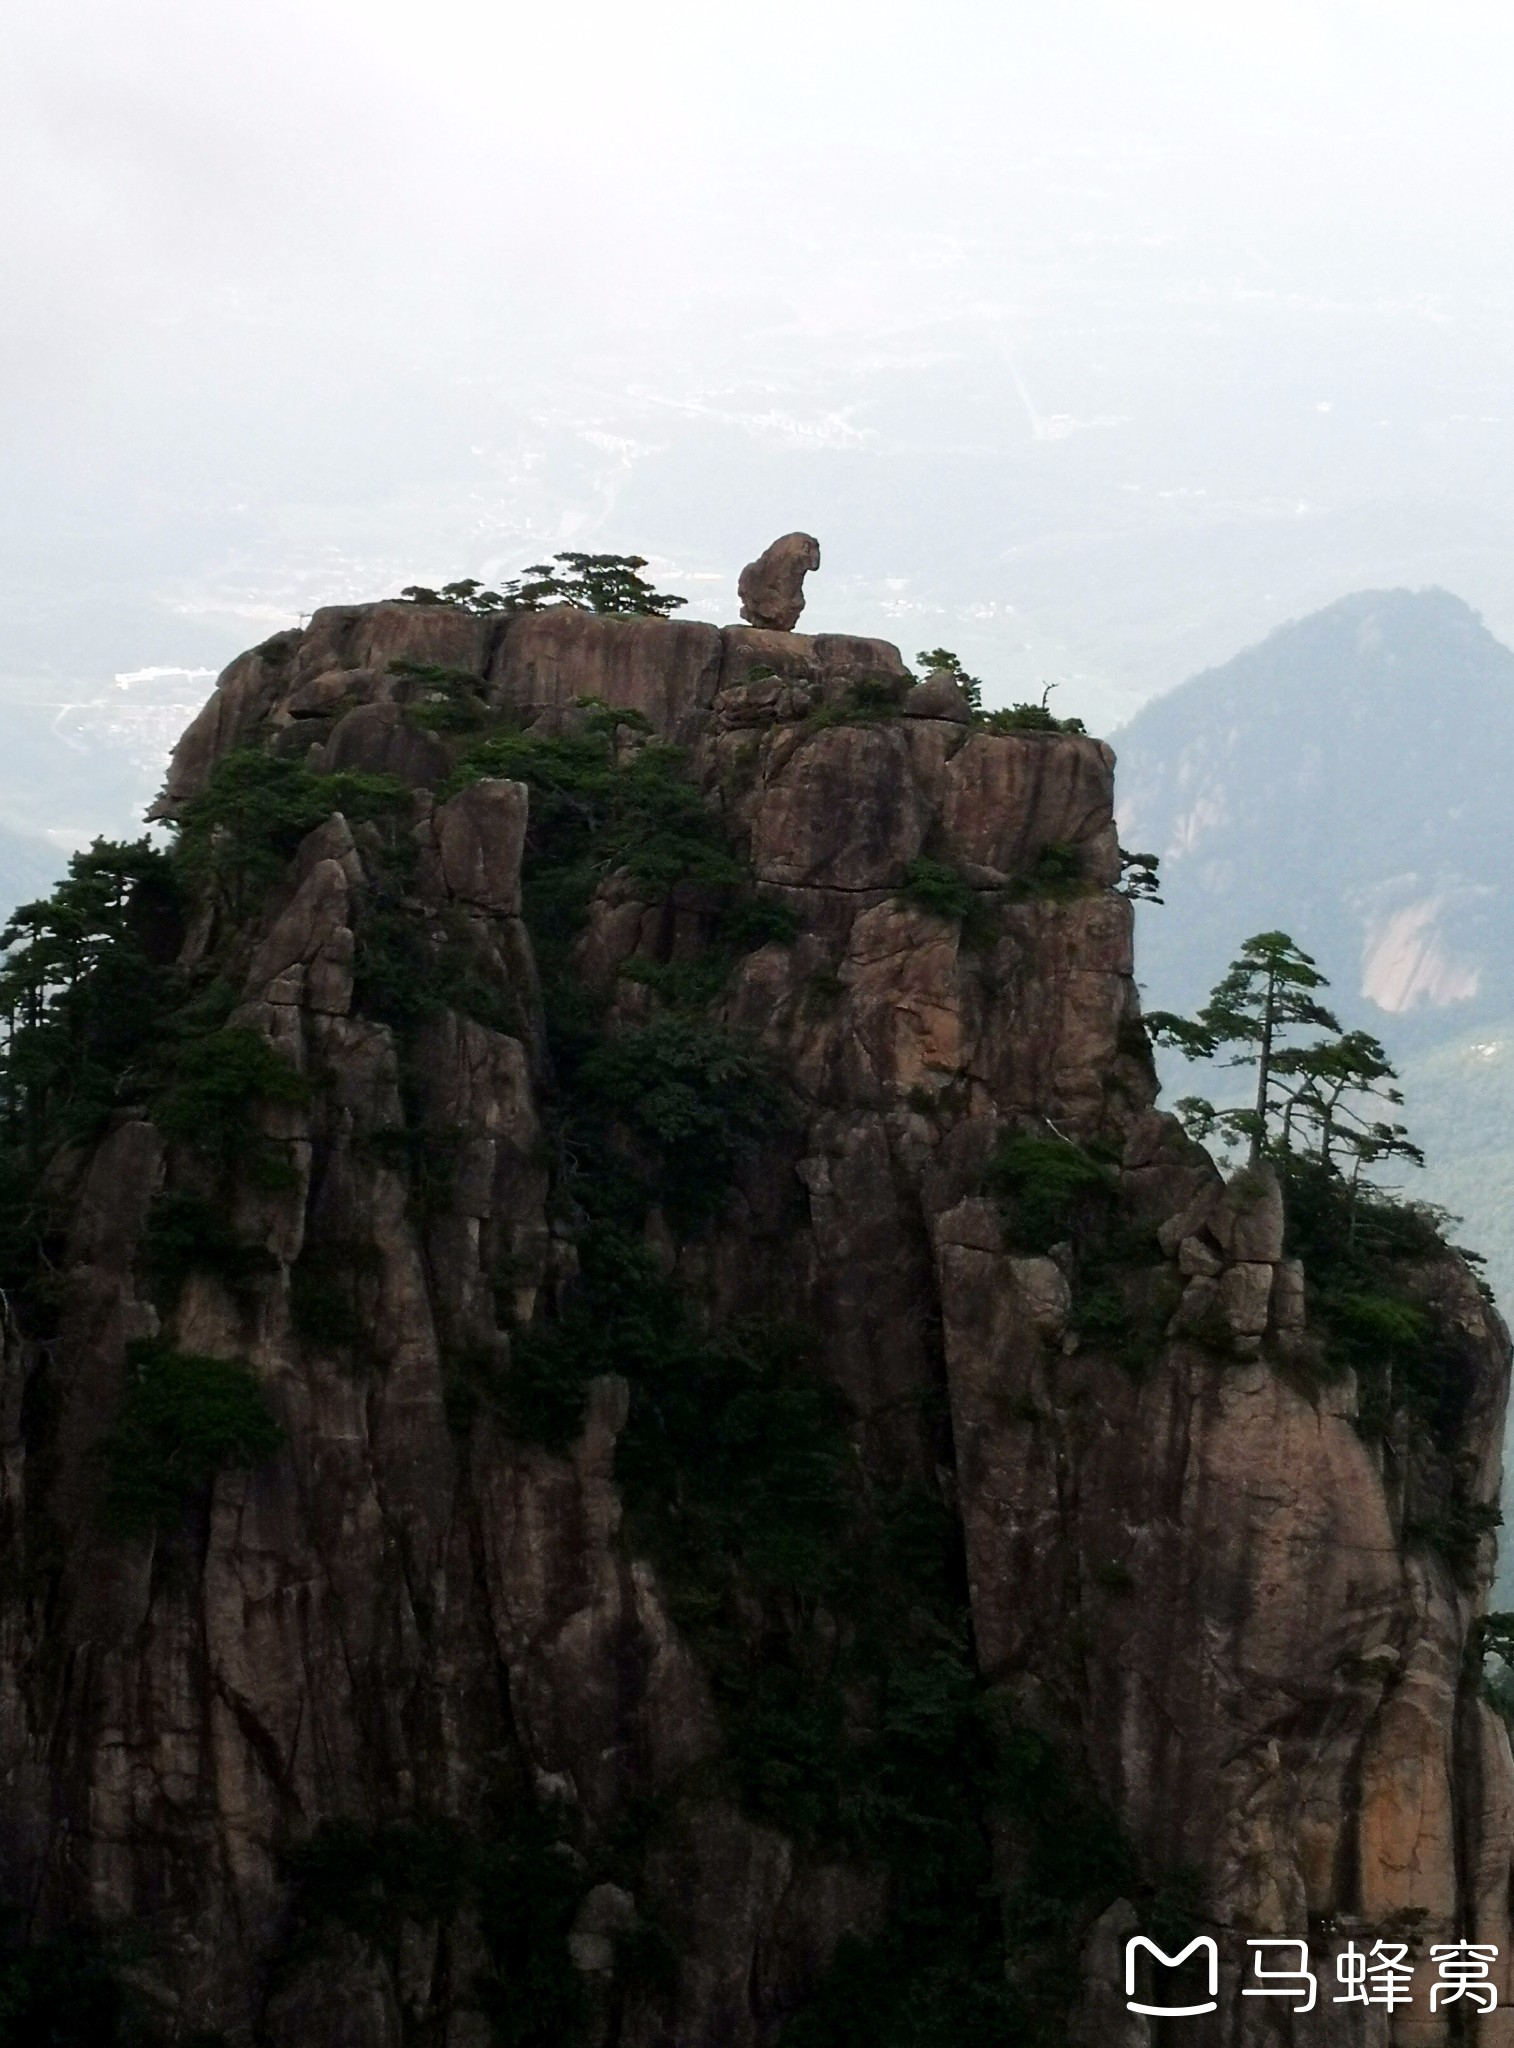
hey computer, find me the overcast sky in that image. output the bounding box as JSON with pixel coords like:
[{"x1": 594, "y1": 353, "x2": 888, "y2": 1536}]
[{"x1": 6, "y1": 0, "x2": 1514, "y2": 837}]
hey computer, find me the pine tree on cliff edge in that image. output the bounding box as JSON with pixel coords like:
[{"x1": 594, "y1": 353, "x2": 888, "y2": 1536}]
[{"x1": 1146, "y1": 930, "x2": 1423, "y2": 1180}]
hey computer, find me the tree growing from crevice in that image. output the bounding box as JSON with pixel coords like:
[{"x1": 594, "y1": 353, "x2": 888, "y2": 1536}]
[
  {"x1": 1147, "y1": 930, "x2": 1420, "y2": 1179},
  {"x1": 1117, "y1": 848, "x2": 1162, "y2": 902},
  {"x1": 915, "y1": 647, "x2": 984, "y2": 712}
]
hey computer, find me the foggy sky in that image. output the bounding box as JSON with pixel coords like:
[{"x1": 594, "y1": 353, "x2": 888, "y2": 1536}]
[{"x1": 6, "y1": 0, "x2": 1514, "y2": 830}]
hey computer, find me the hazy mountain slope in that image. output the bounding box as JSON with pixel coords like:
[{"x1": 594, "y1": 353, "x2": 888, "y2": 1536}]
[
  {"x1": 1114, "y1": 591, "x2": 1514, "y2": 1611},
  {"x1": 1118, "y1": 587, "x2": 1514, "y2": 1039},
  {"x1": 1117, "y1": 588, "x2": 1514, "y2": 1293},
  {"x1": 1397, "y1": 1016, "x2": 1514, "y2": 1279}
]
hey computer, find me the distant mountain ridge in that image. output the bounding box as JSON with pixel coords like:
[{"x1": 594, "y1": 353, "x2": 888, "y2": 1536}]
[
  {"x1": 1117, "y1": 586, "x2": 1514, "y2": 1041},
  {"x1": 1114, "y1": 582, "x2": 1514, "y2": 1445}
]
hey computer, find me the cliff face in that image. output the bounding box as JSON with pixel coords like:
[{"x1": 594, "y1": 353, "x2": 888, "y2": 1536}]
[{"x1": 0, "y1": 599, "x2": 1509, "y2": 2046}]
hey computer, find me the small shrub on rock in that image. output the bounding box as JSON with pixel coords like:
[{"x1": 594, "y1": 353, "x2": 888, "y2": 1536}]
[
  {"x1": 1017, "y1": 841, "x2": 1086, "y2": 898},
  {"x1": 985, "y1": 1133, "x2": 1112, "y2": 1253},
  {"x1": 982, "y1": 697, "x2": 1087, "y2": 735},
  {"x1": 155, "y1": 1027, "x2": 312, "y2": 1158},
  {"x1": 101, "y1": 1339, "x2": 283, "y2": 1533},
  {"x1": 898, "y1": 859, "x2": 976, "y2": 924},
  {"x1": 579, "y1": 1016, "x2": 788, "y2": 1225}
]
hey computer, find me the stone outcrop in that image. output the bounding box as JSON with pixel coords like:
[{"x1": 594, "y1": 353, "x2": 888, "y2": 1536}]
[
  {"x1": 1, "y1": 596, "x2": 1508, "y2": 2046},
  {"x1": 147, "y1": 634, "x2": 298, "y2": 817},
  {"x1": 490, "y1": 608, "x2": 724, "y2": 745},
  {"x1": 736, "y1": 532, "x2": 821, "y2": 632},
  {"x1": 903, "y1": 672, "x2": 973, "y2": 722}
]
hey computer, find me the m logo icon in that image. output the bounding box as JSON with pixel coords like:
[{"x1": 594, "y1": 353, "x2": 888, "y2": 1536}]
[{"x1": 1125, "y1": 1935, "x2": 1220, "y2": 2016}]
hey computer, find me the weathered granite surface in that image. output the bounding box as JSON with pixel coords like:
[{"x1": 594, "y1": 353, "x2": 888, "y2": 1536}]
[{"x1": 5, "y1": 602, "x2": 1509, "y2": 2045}]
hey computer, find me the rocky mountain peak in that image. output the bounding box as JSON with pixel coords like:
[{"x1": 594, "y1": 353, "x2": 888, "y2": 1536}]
[{"x1": 0, "y1": 583, "x2": 1507, "y2": 2044}]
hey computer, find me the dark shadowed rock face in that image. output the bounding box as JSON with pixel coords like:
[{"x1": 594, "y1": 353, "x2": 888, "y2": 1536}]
[{"x1": 2, "y1": 599, "x2": 1509, "y2": 2046}]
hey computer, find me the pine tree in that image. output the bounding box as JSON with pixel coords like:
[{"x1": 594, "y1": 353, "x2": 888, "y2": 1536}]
[
  {"x1": 915, "y1": 648, "x2": 983, "y2": 713},
  {"x1": 1282, "y1": 1027, "x2": 1423, "y2": 1176},
  {"x1": 0, "y1": 839, "x2": 179, "y2": 1160},
  {"x1": 1147, "y1": 931, "x2": 1339, "y2": 1168},
  {"x1": 1149, "y1": 931, "x2": 1426, "y2": 1189},
  {"x1": 400, "y1": 553, "x2": 686, "y2": 618}
]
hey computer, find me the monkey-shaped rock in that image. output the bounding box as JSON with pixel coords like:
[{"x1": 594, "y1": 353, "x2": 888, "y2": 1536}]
[{"x1": 737, "y1": 532, "x2": 821, "y2": 632}]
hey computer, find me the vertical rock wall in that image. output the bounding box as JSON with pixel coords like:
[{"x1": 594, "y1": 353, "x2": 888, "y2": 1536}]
[{"x1": 0, "y1": 600, "x2": 1508, "y2": 2045}]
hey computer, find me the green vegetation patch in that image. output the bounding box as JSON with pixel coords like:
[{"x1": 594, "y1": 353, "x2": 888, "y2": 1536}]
[
  {"x1": 355, "y1": 885, "x2": 522, "y2": 1038},
  {"x1": 140, "y1": 1189, "x2": 276, "y2": 1305},
  {"x1": 803, "y1": 674, "x2": 911, "y2": 731},
  {"x1": 154, "y1": 1027, "x2": 312, "y2": 1158},
  {"x1": 896, "y1": 847, "x2": 1087, "y2": 939},
  {"x1": 445, "y1": 719, "x2": 764, "y2": 1058},
  {"x1": 0, "y1": 1923, "x2": 172, "y2": 2048},
  {"x1": 1283, "y1": 1159, "x2": 1471, "y2": 1443},
  {"x1": 897, "y1": 858, "x2": 977, "y2": 925},
  {"x1": 576, "y1": 1016, "x2": 789, "y2": 1226},
  {"x1": 389, "y1": 658, "x2": 491, "y2": 733},
  {"x1": 1406, "y1": 1496, "x2": 1503, "y2": 1587},
  {"x1": 896, "y1": 858, "x2": 1004, "y2": 948},
  {"x1": 0, "y1": 837, "x2": 184, "y2": 1158},
  {"x1": 985, "y1": 1133, "x2": 1113, "y2": 1254},
  {"x1": 616, "y1": 897, "x2": 799, "y2": 1012},
  {"x1": 456, "y1": 723, "x2": 744, "y2": 896},
  {"x1": 100, "y1": 1339, "x2": 283, "y2": 1534},
  {"x1": 175, "y1": 749, "x2": 411, "y2": 915},
  {"x1": 281, "y1": 1808, "x2": 592, "y2": 2048},
  {"x1": 1016, "y1": 840, "x2": 1086, "y2": 898},
  {"x1": 981, "y1": 701, "x2": 1087, "y2": 736}
]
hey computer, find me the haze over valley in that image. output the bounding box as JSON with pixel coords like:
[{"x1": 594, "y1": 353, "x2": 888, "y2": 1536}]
[
  {"x1": 12, "y1": 9, "x2": 1514, "y2": 2035},
  {"x1": 10, "y1": 2, "x2": 1514, "y2": 789}
]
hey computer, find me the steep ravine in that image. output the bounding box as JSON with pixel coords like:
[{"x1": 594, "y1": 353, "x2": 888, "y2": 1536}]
[{"x1": 0, "y1": 598, "x2": 1508, "y2": 2045}]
